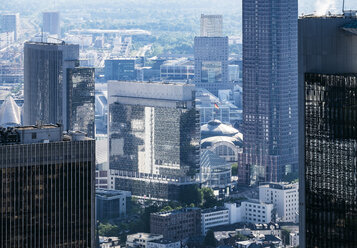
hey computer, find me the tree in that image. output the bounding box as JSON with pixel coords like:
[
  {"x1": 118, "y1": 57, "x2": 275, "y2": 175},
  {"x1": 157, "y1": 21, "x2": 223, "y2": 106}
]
[
  {"x1": 179, "y1": 184, "x2": 202, "y2": 206},
  {"x1": 200, "y1": 187, "x2": 218, "y2": 209},
  {"x1": 98, "y1": 223, "x2": 120, "y2": 237},
  {"x1": 204, "y1": 230, "x2": 217, "y2": 247},
  {"x1": 235, "y1": 233, "x2": 249, "y2": 241},
  {"x1": 231, "y1": 163, "x2": 238, "y2": 176}
]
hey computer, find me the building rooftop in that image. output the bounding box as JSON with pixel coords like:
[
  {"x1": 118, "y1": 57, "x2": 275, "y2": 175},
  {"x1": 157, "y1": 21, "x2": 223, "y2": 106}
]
[
  {"x1": 148, "y1": 239, "x2": 178, "y2": 244},
  {"x1": 151, "y1": 207, "x2": 200, "y2": 217},
  {"x1": 259, "y1": 182, "x2": 298, "y2": 190},
  {"x1": 202, "y1": 206, "x2": 228, "y2": 214},
  {"x1": 127, "y1": 233, "x2": 163, "y2": 240},
  {"x1": 0, "y1": 124, "x2": 92, "y2": 146}
]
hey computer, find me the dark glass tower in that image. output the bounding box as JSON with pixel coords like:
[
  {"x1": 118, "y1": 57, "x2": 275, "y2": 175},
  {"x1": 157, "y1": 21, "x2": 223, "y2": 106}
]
[
  {"x1": 239, "y1": 0, "x2": 298, "y2": 184},
  {"x1": 108, "y1": 81, "x2": 200, "y2": 200},
  {"x1": 67, "y1": 67, "x2": 95, "y2": 138},
  {"x1": 0, "y1": 124, "x2": 95, "y2": 247},
  {"x1": 299, "y1": 14, "x2": 357, "y2": 248},
  {"x1": 104, "y1": 59, "x2": 136, "y2": 81},
  {"x1": 24, "y1": 42, "x2": 95, "y2": 138}
]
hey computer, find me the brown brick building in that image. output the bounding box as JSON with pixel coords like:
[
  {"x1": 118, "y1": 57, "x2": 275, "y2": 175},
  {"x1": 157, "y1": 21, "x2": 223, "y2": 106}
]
[{"x1": 150, "y1": 208, "x2": 201, "y2": 241}]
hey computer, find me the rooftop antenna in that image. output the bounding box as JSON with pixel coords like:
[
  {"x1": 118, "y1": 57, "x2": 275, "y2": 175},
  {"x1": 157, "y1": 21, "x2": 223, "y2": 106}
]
[{"x1": 343, "y1": 0, "x2": 345, "y2": 14}]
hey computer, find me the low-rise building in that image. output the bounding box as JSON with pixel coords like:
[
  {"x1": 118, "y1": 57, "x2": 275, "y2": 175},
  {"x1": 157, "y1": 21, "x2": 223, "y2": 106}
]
[
  {"x1": 99, "y1": 236, "x2": 121, "y2": 248},
  {"x1": 150, "y1": 208, "x2": 201, "y2": 241},
  {"x1": 201, "y1": 207, "x2": 230, "y2": 234},
  {"x1": 259, "y1": 183, "x2": 299, "y2": 222},
  {"x1": 160, "y1": 58, "x2": 194, "y2": 81},
  {"x1": 147, "y1": 239, "x2": 181, "y2": 248},
  {"x1": 96, "y1": 189, "x2": 131, "y2": 221},
  {"x1": 224, "y1": 201, "x2": 274, "y2": 224},
  {"x1": 126, "y1": 233, "x2": 163, "y2": 248}
]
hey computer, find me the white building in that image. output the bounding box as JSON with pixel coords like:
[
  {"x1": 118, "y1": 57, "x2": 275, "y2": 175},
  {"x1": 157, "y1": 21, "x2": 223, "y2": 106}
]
[
  {"x1": 224, "y1": 201, "x2": 274, "y2": 224},
  {"x1": 126, "y1": 233, "x2": 163, "y2": 248},
  {"x1": 201, "y1": 207, "x2": 230, "y2": 234},
  {"x1": 147, "y1": 239, "x2": 181, "y2": 248},
  {"x1": 259, "y1": 183, "x2": 299, "y2": 222},
  {"x1": 289, "y1": 232, "x2": 299, "y2": 247}
]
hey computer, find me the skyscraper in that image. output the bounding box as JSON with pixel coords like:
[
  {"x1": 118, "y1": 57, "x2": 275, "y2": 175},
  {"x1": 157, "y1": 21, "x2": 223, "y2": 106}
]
[
  {"x1": 24, "y1": 42, "x2": 95, "y2": 138},
  {"x1": 239, "y1": 0, "x2": 298, "y2": 184},
  {"x1": 108, "y1": 81, "x2": 200, "y2": 200},
  {"x1": 200, "y1": 14, "x2": 223, "y2": 37},
  {"x1": 0, "y1": 124, "x2": 95, "y2": 247},
  {"x1": 67, "y1": 67, "x2": 95, "y2": 138},
  {"x1": 299, "y1": 14, "x2": 357, "y2": 248},
  {"x1": 194, "y1": 37, "x2": 230, "y2": 96},
  {"x1": 42, "y1": 11, "x2": 60, "y2": 37},
  {"x1": 1, "y1": 13, "x2": 20, "y2": 40}
]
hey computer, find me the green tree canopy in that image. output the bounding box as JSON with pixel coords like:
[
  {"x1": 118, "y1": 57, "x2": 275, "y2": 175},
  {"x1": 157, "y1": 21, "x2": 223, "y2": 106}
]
[{"x1": 204, "y1": 229, "x2": 217, "y2": 247}]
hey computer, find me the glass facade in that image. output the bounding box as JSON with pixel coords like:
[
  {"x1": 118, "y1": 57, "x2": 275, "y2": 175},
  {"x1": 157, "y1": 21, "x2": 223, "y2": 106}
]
[
  {"x1": 109, "y1": 104, "x2": 200, "y2": 176},
  {"x1": 0, "y1": 139, "x2": 95, "y2": 247},
  {"x1": 305, "y1": 73, "x2": 357, "y2": 247},
  {"x1": 67, "y1": 67, "x2": 95, "y2": 138},
  {"x1": 104, "y1": 59, "x2": 136, "y2": 81},
  {"x1": 108, "y1": 82, "x2": 200, "y2": 200},
  {"x1": 194, "y1": 37, "x2": 230, "y2": 96},
  {"x1": 201, "y1": 61, "x2": 222, "y2": 84},
  {"x1": 239, "y1": 0, "x2": 298, "y2": 184}
]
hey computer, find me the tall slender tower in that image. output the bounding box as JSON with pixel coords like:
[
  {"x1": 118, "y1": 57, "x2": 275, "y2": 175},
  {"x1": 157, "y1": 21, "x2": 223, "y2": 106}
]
[
  {"x1": 42, "y1": 11, "x2": 60, "y2": 37},
  {"x1": 239, "y1": 0, "x2": 298, "y2": 184}
]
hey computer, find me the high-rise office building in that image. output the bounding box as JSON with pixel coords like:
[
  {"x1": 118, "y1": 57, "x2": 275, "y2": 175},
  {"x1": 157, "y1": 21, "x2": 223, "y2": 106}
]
[
  {"x1": 104, "y1": 58, "x2": 136, "y2": 81},
  {"x1": 299, "y1": 14, "x2": 357, "y2": 248},
  {"x1": 1, "y1": 13, "x2": 20, "y2": 40},
  {"x1": 67, "y1": 67, "x2": 95, "y2": 138},
  {"x1": 238, "y1": 0, "x2": 298, "y2": 184},
  {"x1": 42, "y1": 11, "x2": 60, "y2": 37},
  {"x1": 194, "y1": 36, "x2": 230, "y2": 96},
  {"x1": 24, "y1": 42, "x2": 95, "y2": 137},
  {"x1": 200, "y1": 14, "x2": 223, "y2": 37},
  {"x1": 108, "y1": 81, "x2": 200, "y2": 200},
  {"x1": 0, "y1": 124, "x2": 95, "y2": 247}
]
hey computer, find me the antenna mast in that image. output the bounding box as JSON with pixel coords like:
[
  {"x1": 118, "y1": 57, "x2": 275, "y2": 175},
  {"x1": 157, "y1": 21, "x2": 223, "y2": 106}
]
[{"x1": 343, "y1": 0, "x2": 345, "y2": 14}]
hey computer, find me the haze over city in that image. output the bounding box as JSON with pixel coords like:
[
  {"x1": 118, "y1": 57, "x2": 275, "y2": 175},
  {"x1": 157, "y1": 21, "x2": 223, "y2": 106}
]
[{"x1": 1, "y1": 0, "x2": 357, "y2": 248}]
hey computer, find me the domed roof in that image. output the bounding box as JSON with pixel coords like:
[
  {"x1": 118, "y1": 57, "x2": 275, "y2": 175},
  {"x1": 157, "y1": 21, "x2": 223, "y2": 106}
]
[
  {"x1": 201, "y1": 135, "x2": 243, "y2": 149},
  {"x1": 0, "y1": 96, "x2": 21, "y2": 127},
  {"x1": 201, "y1": 120, "x2": 241, "y2": 139}
]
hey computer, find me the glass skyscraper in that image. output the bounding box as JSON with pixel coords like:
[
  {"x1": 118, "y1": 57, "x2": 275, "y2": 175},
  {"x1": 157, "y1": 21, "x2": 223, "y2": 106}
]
[
  {"x1": 24, "y1": 42, "x2": 95, "y2": 138},
  {"x1": 67, "y1": 67, "x2": 95, "y2": 138},
  {"x1": 299, "y1": 15, "x2": 357, "y2": 248},
  {"x1": 239, "y1": 0, "x2": 298, "y2": 184},
  {"x1": 108, "y1": 81, "x2": 200, "y2": 200},
  {"x1": 0, "y1": 125, "x2": 95, "y2": 247}
]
